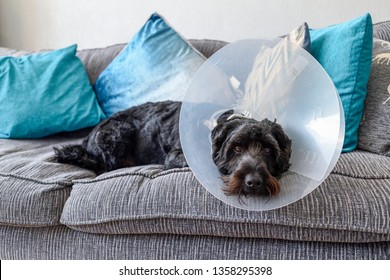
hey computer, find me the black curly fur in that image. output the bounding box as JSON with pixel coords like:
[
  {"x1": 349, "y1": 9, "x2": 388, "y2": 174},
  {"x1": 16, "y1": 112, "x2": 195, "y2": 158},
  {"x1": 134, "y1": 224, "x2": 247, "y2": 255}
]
[
  {"x1": 55, "y1": 101, "x2": 292, "y2": 197},
  {"x1": 54, "y1": 101, "x2": 186, "y2": 174}
]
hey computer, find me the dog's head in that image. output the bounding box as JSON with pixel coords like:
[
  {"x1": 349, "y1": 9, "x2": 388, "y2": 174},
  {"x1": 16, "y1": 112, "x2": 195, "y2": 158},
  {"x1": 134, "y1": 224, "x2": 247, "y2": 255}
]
[{"x1": 211, "y1": 110, "x2": 292, "y2": 198}]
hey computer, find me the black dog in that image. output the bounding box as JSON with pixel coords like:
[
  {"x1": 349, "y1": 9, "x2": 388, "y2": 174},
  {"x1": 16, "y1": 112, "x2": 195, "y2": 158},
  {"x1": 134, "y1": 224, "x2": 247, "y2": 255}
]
[
  {"x1": 211, "y1": 110, "x2": 292, "y2": 197},
  {"x1": 54, "y1": 101, "x2": 186, "y2": 173},
  {"x1": 54, "y1": 101, "x2": 292, "y2": 197}
]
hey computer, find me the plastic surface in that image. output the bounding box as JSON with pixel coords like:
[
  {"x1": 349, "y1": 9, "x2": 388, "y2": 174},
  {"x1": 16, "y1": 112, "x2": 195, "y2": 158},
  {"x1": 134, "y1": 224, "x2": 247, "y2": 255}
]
[{"x1": 179, "y1": 38, "x2": 345, "y2": 211}]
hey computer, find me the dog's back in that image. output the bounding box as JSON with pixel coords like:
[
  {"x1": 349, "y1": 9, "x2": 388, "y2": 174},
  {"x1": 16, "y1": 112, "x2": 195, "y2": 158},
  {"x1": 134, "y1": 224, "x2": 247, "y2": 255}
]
[{"x1": 54, "y1": 101, "x2": 186, "y2": 173}]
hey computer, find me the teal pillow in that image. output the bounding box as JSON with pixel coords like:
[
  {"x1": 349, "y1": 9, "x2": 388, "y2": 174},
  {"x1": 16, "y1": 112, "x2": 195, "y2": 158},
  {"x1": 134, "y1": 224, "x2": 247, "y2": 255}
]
[
  {"x1": 309, "y1": 13, "x2": 373, "y2": 152},
  {"x1": 93, "y1": 13, "x2": 206, "y2": 117},
  {"x1": 0, "y1": 45, "x2": 106, "y2": 138}
]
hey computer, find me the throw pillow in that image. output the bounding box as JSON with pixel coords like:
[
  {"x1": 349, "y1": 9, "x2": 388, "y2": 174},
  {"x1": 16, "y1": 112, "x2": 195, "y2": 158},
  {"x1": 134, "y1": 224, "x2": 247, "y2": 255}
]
[
  {"x1": 0, "y1": 45, "x2": 106, "y2": 138},
  {"x1": 309, "y1": 13, "x2": 373, "y2": 152},
  {"x1": 358, "y1": 39, "x2": 390, "y2": 156},
  {"x1": 93, "y1": 13, "x2": 206, "y2": 117},
  {"x1": 286, "y1": 22, "x2": 311, "y2": 52}
]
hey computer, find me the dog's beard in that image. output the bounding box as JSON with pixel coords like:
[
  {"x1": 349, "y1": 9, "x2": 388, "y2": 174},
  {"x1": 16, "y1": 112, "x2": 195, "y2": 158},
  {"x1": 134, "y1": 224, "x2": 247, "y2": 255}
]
[
  {"x1": 221, "y1": 171, "x2": 281, "y2": 198},
  {"x1": 217, "y1": 152, "x2": 282, "y2": 199}
]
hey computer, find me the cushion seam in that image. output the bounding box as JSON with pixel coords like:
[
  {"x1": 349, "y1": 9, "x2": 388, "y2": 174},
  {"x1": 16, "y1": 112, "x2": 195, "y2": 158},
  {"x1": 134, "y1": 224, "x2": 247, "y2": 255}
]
[
  {"x1": 61, "y1": 215, "x2": 390, "y2": 235},
  {"x1": 330, "y1": 170, "x2": 390, "y2": 179},
  {"x1": 0, "y1": 172, "x2": 72, "y2": 186},
  {"x1": 72, "y1": 167, "x2": 192, "y2": 183}
]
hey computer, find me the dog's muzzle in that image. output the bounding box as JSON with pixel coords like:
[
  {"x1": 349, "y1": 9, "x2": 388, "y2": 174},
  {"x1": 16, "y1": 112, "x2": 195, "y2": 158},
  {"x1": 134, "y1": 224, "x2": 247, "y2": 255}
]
[{"x1": 223, "y1": 156, "x2": 280, "y2": 197}]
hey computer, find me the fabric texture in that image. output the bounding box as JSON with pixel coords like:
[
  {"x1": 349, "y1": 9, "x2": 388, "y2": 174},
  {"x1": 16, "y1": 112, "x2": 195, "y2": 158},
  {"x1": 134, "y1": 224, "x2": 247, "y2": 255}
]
[
  {"x1": 93, "y1": 13, "x2": 206, "y2": 117},
  {"x1": 374, "y1": 20, "x2": 390, "y2": 41},
  {"x1": 309, "y1": 13, "x2": 373, "y2": 152},
  {"x1": 60, "y1": 150, "x2": 390, "y2": 243},
  {"x1": 188, "y1": 39, "x2": 228, "y2": 58},
  {"x1": 0, "y1": 131, "x2": 95, "y2": 226},
  {"x1": 286, "y1": 22, "x2": 311, "y2": 52},
  {"x1": 0, "y1": 45, "x2": 106, "y2": 138},
  {"x1": 358, "y1": 39, "x2": 390, "y2": 156},
  {"x1": 77, "y1": 44, "x2": 126, "y2": 84},
  {"x1": 0, "y1": 48, "x2": 35, "y2": 57},
  {"x1": 0, "y1": 225, "x2": 388, "y2": 260}
]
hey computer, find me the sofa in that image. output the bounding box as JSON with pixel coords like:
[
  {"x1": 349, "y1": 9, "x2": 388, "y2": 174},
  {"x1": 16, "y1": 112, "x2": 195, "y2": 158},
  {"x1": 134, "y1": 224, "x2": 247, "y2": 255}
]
[{"x1": 0, "y1": 18, "x2": 389, "y2": 260}]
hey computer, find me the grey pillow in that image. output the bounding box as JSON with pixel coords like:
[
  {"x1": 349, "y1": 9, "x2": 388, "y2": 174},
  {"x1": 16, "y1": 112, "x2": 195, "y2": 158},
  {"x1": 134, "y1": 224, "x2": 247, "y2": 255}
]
[{"x1": 358, "y1": 38, "x2": 390, "y2": 156}]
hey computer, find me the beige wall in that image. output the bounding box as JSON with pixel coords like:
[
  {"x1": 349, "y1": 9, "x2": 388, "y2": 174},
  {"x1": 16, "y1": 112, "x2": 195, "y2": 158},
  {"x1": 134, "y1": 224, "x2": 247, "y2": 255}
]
[{"x1": 0, "y1": 0, "x2": 389, "y2": 50}]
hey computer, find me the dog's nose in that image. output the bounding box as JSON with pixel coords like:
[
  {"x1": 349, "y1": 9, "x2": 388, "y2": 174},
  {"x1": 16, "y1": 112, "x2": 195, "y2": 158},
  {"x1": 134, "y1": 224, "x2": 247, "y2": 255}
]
[{"x1": 245, "y1": 174, "x2": 262, "y2": 188}]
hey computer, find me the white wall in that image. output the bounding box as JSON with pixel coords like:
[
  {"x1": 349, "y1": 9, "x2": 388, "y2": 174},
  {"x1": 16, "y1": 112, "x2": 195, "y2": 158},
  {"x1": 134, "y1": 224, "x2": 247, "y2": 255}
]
[{"x1": 0, "y1": 0, "x2": 389, "y2": 50}]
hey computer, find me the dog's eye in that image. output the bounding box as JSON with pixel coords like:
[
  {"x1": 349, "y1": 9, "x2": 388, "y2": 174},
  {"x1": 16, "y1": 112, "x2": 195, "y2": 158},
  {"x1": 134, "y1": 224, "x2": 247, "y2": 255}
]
[
  {"x1": 263, "y1": 147, "x2": 270, "y2": 154},
  {"x1": 234, "y1": 146, "x2": 243, "y2": 154}
]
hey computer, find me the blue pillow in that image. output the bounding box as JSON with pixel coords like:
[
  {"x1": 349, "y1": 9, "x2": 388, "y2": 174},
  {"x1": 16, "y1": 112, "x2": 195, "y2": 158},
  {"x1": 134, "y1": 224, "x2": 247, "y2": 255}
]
[
  {"x1": 0, "y1": 45, "x2": 106, "y2": 138},
  {"x1": 309, "y1": 14, "x2": 373, "y2": 152},
  {"x1": 93, "y1": 13, "x2": 206, "y2": 117}
]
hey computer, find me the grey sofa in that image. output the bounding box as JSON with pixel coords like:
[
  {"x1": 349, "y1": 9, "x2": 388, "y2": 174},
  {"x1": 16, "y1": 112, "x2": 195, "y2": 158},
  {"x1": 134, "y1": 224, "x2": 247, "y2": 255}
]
[{"x1": 0, "y1": 25, "x2": 389, "y2": 260}]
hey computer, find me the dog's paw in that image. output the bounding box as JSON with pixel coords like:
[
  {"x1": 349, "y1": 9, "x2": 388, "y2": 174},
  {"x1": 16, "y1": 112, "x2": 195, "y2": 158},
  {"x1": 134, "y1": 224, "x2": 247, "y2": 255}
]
[{"x1": 164, "y1": 149, "x2": 188, "y2": 169}]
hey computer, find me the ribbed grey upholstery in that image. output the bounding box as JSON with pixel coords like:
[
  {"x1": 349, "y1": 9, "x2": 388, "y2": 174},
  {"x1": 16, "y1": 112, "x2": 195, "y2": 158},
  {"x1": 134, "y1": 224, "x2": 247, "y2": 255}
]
[
  {"x1": 374, "y1": 20, "x2": 390, "y2": 41},
  {"x1": 0, "y1": 132, "x2": 95, "y2": 226},
  {"x1": 358, "y1": 38, "x2": 390, "y2": 156},
  {"x1": 0, "y1": 226, "x2": 388, "y2": 260},
  {"x1": 59, "y1": 151, "x2": 390, "y2": 243}
]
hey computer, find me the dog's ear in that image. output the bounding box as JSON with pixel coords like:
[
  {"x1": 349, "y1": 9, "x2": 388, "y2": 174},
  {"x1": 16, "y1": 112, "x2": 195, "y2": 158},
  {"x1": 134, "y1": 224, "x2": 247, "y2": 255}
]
[
  {"x1": 211, "y1": 111, "x2": 236, "y2": 165},
  {"x1": 216, "y1": 110, "x2": 234, "y2": 124},
  {"x1": 269, "y1": 120, "x2": 292, "y2": 175},
  {"x1": 211, "y1": 124, "x2": 229, "y2": 162}
]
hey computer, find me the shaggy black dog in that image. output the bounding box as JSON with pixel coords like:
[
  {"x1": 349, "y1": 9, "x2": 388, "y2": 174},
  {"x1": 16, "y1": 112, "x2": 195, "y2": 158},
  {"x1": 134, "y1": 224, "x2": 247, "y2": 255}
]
[{"x1": 54, "y1": 101, "x2": 292, "y2": 197}]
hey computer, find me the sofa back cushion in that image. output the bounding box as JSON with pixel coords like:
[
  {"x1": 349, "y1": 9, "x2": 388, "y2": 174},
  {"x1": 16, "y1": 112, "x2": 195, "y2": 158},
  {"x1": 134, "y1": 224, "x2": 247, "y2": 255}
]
[
  {"x1": 77, "y1": 44, "x2": 125, "y2": 85},
  {"x1": 374, "y1": 20, "x2": 390, "y2": 41},
  {"x1": 358, "y1": 39, "x2": 390, "y2": 156}
]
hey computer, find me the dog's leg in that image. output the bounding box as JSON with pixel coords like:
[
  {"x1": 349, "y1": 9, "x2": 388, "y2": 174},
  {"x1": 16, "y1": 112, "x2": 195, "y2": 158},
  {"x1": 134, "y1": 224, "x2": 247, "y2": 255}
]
[
  {"x1": 88, "y1": 120, "x2": 137, "y2": 172},
  {"x1": 54, "y1": 144, "x2": 102, "y2": 173},
  {"x1": 164, "y1": 149, "x2": 188, "y2": 169}
]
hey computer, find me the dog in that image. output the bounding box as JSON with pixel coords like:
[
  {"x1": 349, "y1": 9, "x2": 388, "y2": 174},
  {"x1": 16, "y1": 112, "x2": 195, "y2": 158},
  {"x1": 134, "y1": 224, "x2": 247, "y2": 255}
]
[
  {"x1": 54, "y1": 100, "x2": 292, "y2": 197},
  {"x1": 211, "y1": 110, "x2": 292, "y2": 197}
]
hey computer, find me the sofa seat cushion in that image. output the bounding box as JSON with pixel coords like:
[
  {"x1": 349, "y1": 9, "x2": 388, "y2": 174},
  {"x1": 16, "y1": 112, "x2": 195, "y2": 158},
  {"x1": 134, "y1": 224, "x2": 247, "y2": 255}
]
[
  {"x1": 332, "y1": 149, "x2": 390, "y2": 178},
  {"x1": 0, "y1": 131, "x2": 96, "y2": 226},
  {"x1": 61, "y1": 150, "x2": 390, "y2": 243},
  {"x1": 1, "y1": 225, "x2": 388, "y2": 260}
]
